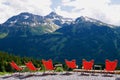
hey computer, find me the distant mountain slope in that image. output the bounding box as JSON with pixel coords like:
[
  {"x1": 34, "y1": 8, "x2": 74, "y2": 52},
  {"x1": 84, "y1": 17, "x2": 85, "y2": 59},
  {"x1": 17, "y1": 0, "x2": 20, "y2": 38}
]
[
  {"x1": 0, "y1": 12, "x2": 72, "y2": 38},
  {"x1": 53, "y1": 16, "x2": 119, "y2": 62}
]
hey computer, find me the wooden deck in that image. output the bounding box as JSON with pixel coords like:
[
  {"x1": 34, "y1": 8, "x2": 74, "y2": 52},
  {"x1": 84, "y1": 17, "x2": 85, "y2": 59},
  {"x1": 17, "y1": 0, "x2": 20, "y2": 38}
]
[{"x1": 73, "y1": 69, "x2": 120, "y2": 74}]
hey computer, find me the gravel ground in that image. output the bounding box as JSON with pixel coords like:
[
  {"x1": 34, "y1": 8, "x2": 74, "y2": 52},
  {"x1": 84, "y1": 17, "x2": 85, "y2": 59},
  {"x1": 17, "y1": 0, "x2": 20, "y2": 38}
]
[{"x1": 0, "y1": 72, "x2": 120, "y2": 80}]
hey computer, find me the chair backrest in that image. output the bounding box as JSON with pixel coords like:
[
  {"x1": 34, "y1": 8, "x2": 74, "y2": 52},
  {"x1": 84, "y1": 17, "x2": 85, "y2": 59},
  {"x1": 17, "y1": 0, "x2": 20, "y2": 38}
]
[
  {"x1": 105, "y1": 59, "x2": 118, "y2": 71},
  {"x1": 82, "y1": 59, "x2": 94, "y2": 70},
  {"x1": 25, "y1": 61, "x2": 37, "y2": 71},
  {"x1": 42, "y1": 59, "x2": 54, "y2": 70},
  {"x1": 10, "y1": 61, "x2": 22, "y2": 71},
  {"x1": 65, "y1": 59, "x2": 77, "y2": 69}
]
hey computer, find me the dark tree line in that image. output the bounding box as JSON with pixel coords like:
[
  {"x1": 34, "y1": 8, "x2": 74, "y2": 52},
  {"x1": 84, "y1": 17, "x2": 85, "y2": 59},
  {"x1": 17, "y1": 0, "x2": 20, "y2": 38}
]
[{"x1": 0, "y1": 51, "x2": 41, "y2": 72}]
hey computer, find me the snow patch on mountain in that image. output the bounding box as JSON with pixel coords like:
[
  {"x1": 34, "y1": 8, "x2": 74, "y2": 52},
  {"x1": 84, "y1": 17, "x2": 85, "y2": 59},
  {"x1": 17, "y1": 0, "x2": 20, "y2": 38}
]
[
  {"x1": 24, "y1": 15, "x2": 29, "y2": 19},
  {"x1": 10, "y1": 19, "x2": 17, "y2": 24}
]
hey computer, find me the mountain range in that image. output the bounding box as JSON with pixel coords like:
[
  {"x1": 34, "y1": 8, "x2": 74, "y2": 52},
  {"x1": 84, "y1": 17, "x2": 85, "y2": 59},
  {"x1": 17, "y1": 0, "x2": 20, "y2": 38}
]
[{"x1": 0, "y1": 12, "x2": 120, "y2": 64}]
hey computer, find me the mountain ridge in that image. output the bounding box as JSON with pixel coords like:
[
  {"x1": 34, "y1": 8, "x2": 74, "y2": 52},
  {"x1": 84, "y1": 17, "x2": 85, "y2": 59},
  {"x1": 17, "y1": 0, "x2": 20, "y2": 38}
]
[
  {"x1": 0, "y1": 12, "x2": 120, "y2": 63},
  {"x1": 0, "y1": 12, "x2": 74, "y2": 37}
]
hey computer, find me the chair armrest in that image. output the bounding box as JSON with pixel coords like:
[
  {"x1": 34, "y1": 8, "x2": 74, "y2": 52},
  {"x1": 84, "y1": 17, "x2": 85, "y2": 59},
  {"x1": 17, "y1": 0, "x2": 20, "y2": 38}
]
[
  {"x1": 82, "y1": 66, "x2": 84, "y2": 69},
  {"x1": 37, "y1": 67, "x2": 41, "y2": 70},
  {"x1": 76, "y1": 65, "x2": 78, "y2": 68},
  {"x1": 54, "y1": 67, "x2": 57, "y2": 70}
]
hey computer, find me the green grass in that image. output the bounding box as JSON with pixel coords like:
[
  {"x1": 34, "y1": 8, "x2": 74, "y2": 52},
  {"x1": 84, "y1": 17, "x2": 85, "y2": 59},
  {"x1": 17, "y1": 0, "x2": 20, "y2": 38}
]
[
  {"x1": 0, "y1": 72, "x2": 11, "y2": 75},
  {"x1": 55, "y1": 67, "x2": 64, "y2": 72},
  {"x1": 0, "y1": 33, "x2": 8, "y2": 39}
]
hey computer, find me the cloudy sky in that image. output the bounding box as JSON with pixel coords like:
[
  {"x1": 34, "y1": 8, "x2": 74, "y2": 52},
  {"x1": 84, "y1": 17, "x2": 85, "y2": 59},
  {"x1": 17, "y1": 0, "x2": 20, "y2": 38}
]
[{"x1": 0, "y1": 0, "x2": 120, "y2": 25}]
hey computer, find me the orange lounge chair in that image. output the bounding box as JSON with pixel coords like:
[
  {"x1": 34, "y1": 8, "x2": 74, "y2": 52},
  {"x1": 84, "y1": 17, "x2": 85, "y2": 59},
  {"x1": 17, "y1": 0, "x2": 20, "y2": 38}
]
[
  {"x1": 104, "y1": 59, "x2": 118, "y2": 74},
  {"x1": 42, "y1": 59, "x2": 56, "y2": 74},
  {"x1": 64, "y1": 59, "x2": 78, "y2": 75},
  {"x1": 82, "y1": 59, "x2": 94, "y2": 70},
  {"x1": 81, "y1": 59, "x2": 94, "y2": 75},
  {"x1": 25, "y1": 61, "x2": 40, "y2": 72},
  {"x1": 65, "y1": 59, "x2": 78, "y2": 70},
  {"x1": 10, "y1": 61, "x2": 23, "y2": 76}
]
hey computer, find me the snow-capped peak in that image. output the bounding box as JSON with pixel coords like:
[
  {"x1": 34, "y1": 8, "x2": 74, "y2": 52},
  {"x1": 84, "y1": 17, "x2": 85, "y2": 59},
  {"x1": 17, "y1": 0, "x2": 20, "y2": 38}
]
[
  {"x1": 45, "y1": 12, "x2": 73, "y2": 26},
  {"x1": 75, "y1": 16, "x2": 115, "y2": 27},
  {"x1": 45, "y1": 12, "x2": 63, "y2": 20},
  {"x1": 75, "y1": 16, "x2": 99, "y2": 23}
]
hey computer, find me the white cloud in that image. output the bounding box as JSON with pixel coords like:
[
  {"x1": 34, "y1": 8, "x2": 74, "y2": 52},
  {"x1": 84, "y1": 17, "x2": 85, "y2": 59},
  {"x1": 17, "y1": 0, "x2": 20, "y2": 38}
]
[
  {"x1": 1, "y1": 0, "x2": 120, "y2": 26},
  {"x1": 55, "y1": 0, "x2": 120, "y2": 26},
  {"x1": 0, "y1": 0, "x2": 52, "y2": 23}
]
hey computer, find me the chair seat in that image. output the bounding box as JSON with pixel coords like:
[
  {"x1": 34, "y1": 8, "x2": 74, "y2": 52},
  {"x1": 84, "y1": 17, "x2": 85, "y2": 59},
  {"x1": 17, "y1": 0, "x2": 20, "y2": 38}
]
[
  {"x1": 10, "y1": 61, "x2": 23, "y2": 71},
  {"x1": 42, "y1": 59, "x2": 55, "y2": 72},
  {"x1": 65, "y1": 59, "x2": 77, "y2": 69},
  {"x1": 25, "y1": 61, "x2": 41, "y2": 71}
]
